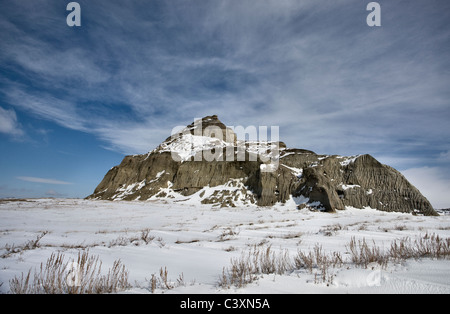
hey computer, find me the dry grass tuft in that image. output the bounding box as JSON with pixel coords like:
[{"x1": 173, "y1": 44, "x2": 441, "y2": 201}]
[
  {"x1": 389, "y1": 233, "x2": 450, "y2": 261},
  {"x1": 347, "y1": 233, "x2": 450, "y2": 269},
  {"x1": 219, "y1": 233, "x2": 449, "y2": 289},
  {"x1": 1, "y1": 231, "x2": 49, "y2": 258},
  {"x1": 219, "y1": 245, "x2": 291, "y2": 288},
  {"x1": 9, "y1": 250, "x2": 129, "y2": 294},
  {"x1": 148, "y1": 266, "x2": 185, "y2": 293},
  {"x1": 294, "y1": 244, "x2": 343, "y2": 285},
  {"x1": 347, "y1": 237, "x2": 389, "y2": 269}
]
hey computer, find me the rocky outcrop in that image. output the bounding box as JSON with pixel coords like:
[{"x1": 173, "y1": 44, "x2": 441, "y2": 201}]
[{"x1": 87, "y1": 115, "x2": 438, "y2": 216}]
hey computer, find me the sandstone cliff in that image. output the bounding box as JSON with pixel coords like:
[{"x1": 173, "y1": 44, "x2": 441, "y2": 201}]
[{"x1": 87, "y1": 115, "x2": 437, "y2": 216}]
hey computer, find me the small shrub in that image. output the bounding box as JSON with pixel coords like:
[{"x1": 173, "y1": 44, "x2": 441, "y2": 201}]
[
  {"x1": 394, "y1": 224, "x2": 407, "y2": 231},
  {"x1": 9, "y1": 251, "x2": 129, "y2": 294},
  {"x1": 390, "y1": 233, "x2": 450, "y2": 261},
  {"x1": 23, "y1": 231, "x2": 48, "y2": 250},
  {"x1": 346, "y1": 233, "x2": 450, "y2": 268},
  {"x1": 320, "y1": 224, "x2": 343, "y2": 236},
  {"x1": 159, "y1": 266, "x2": 173, "y2": 290},
  {"x1": 147, "y1": 267, "x2": 186, "y2": 293},
  {"x1": 217, "y1": 228, "x2": 239, "y2": 242},
  {"x1": 219, "y1": 245, "x2": 291, "y2": 288},
  {"x1": 140, "y1": 229, "x2": 155, "y2": 244},
  {"x1": 282, "y1": 232, "x2": 303, "y2": 240},
  {"x1": 219, "y1": 234, "x2": 450, "y2": 290},
  {"x1": 347, "y1": 237, "x2": 388, "y2": 268},
  {"x1": 108, "y1": 229, "x2": 156, "y2": 247},
  {"x1": 293, "y1": 244, "x2": 343, "y2": 285},
  {"x1": 1, "y1": 231, "x2": 49, "y2": 258},
  {"x1": 224, "y1": 246, "x2": 237, "y2": 252}
]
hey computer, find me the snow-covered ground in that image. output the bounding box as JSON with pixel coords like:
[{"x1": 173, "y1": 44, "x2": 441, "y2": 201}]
[{"x1": 0, "y1": 198, "x2": 449, "y2": 294}]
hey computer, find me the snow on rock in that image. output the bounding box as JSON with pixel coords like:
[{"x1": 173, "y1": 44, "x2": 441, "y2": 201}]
[
  {"x1": 157, "y1": 134, "x2": 234, "y2": 162},
  {"x1": 112, "y1": 180, "x2": 146, "y2": 200},
  {"x1": 341, "y1": 184, "x2": 361, "y2": 190},
  {"x1": 87, "y1": 116, "x2": 437, "y2": 216},
  {"x1": 281, "y1": 164, "x2": 303, "y2": 178},
  {"x1": 337, "y1": 155, "x2": 361, "y2": 166}
]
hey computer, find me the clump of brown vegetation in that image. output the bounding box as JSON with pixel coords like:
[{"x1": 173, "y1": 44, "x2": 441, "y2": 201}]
[
  {"x1": 9, "y1": 250, "x2": 129, "y2": 294},
  {"x1": 147, "y1": 266, "x2": 186, "y2": 293},
  {"x1": 219, "y1": 233, "x2": 449, "y2": 289}
]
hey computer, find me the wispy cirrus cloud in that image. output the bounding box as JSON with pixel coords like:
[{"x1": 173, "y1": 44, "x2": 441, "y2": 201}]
[
  {"x1": 17, "y1": 176, "x2": 73, "y2": 185},
  {"x1": 0, "y1": 0, "x2": 449, "y2": 161},
  {"x1": 0, "y1": 106, "x2": 24, "y2": 137},
  {"x1": 0, "y1": 0, "x2": 449, "y2": 206}
]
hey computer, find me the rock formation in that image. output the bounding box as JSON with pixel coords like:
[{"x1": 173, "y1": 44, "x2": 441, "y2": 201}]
[{"x1": 87, "y1": 115, "x2": 437, "y2": 216}]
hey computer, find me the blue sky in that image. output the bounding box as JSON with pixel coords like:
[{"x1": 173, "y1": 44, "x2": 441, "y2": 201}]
[{"x1": 0, "y1": 0, "x2": 449, "y2": 207}]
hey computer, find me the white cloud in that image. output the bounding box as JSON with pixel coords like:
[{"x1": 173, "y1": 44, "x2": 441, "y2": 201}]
[
  {"x1": 17, "y1": 176, "x2": 72, "y2": 185},
  {"x1": 94, "y1": 122, "x2": 170, "y2": 154},
  {"x1": 438, "y1": 151, "x2": 450, "y2": 162},
  {"x1": 401, "y1": 167, "x2": 450, "y2": 209},
  {"x1": 3, "y1": 88, "x2": 87, "y2": 132},
  {"x1": 0, "y1": 106, "x2": 24, "y2": 137},
  {"x1": 1, "y1": 0, "x2": 449, "y2": 164}
]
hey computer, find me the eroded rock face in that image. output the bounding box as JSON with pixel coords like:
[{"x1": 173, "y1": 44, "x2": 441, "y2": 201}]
[{"x1": 87, "y1": 116, "x2": 437, "y2": 216}]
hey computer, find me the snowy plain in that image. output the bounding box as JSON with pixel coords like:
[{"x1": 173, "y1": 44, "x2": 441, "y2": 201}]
[{"x1": 0, "y1": 198, "x2": 449, "y2": 294}]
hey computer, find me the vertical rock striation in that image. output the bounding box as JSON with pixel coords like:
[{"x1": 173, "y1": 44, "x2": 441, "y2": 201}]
[{"x1": 87, "y1": 115, "x2": 437, "y2": 216}]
